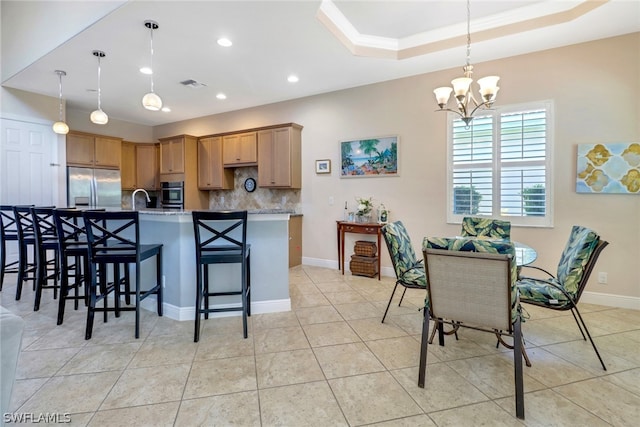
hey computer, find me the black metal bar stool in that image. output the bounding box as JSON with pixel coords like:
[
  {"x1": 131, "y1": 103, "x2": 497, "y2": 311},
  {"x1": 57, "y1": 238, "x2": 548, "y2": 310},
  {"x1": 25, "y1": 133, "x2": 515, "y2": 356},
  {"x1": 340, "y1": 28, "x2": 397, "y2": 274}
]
[
  {"x1": 192, "y1": 210, "x2": 251, "y2": 342},
  {"x1": 13, "y1": 205, "x2": 38, "y2": 301},
  {"x1": 30, "y1": 207, "x2": 61, "y2": 311},
  {"x1": 82, "y1": 210, "x2": 163, "y2": 339},
  {"x1": 0, "y1": 205, "x2": 20, "y2": 290}
]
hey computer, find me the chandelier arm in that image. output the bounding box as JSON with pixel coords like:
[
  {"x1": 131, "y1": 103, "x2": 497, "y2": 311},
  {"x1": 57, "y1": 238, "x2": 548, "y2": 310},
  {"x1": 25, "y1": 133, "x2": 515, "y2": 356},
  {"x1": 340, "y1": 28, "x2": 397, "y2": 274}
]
[
  {"x1": 434, "y1": 108, "x2": 465, "y2": 120},
  {"x1": 468, "y1": 101, "x2": 494, "y2": 117}
]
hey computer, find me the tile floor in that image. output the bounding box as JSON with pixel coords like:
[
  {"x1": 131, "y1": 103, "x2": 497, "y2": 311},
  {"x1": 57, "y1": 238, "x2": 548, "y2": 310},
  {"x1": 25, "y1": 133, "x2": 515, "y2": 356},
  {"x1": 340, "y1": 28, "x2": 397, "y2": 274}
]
[{"x1": 2, "y1": 265, "x2": 640, "y2": 426}]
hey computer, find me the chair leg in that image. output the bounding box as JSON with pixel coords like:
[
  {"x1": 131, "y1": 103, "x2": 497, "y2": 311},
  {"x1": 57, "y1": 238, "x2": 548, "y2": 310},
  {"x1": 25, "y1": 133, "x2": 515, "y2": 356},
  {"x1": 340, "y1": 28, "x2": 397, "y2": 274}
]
[
  {"x1": 513, "y1": 317, "x2": 525, "y2": 419},
  {"x1": 397, "y1": 286, "x2": 408, "y2": 307},
  {"x1": 85, "y1": 263, "x2": 98, "y2": 340},
  {"x1": 57, "y1": 257, "x2": 70, "y2": 325},
  {"x1": 156, "y1": 248, "x2": 163, "y2": 316},
  {"x1": 570, "y1": 308, "x2": 587, "y2": 340},
  {"x1": 381, "y1": 283, "x2": 399, "y2": 323},
  {"x1": 246, "y1": 252, "x2": 251, "y2": 317},
  {"x1": 15, "y1": 242, "x2": 27, "y2": 300},
  {"x1": 241, "y1": 255, "x2": 249, "y2": 339},
  {"x1": 572, "y1": 305, "x2": 607, "y2": 371},
  {"x1": 33, "y1": 247, "x2": 44, "y2": 311},
  {"x1": 418, "y1": 309, "x2": 430, "y2": 388},
  {"x1": 134, "y1": 265, "x2": 141, "y2": 339},
  {"x1": 204, "y1": 265, "x2": 210, "y2": 320},
  {"x1": 194, "y1": 263, "x2": 203, "y2": 343},
  {"x1": 0, "y1": 240, "x2": 5, "y2": 290}
]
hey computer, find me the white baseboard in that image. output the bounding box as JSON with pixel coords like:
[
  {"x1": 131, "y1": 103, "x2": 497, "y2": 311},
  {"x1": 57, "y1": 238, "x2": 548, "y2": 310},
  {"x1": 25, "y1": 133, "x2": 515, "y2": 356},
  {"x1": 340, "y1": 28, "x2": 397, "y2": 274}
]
[
  {"x1": 581, "y1": 291, "x2": 640, "y2": 310},
  {"x1": 139, "y1": 297, "x2": 291, "y2": 321}
]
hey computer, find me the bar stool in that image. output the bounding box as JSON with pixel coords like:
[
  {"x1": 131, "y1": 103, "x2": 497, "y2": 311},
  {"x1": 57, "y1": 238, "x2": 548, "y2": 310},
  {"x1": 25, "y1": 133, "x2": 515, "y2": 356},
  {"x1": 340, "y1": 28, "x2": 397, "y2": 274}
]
[
  {"x1": 13, "y1": 205, "x2": 38, "y2": 301},
  {"x1": 30, "y1": 207, "x2": 60, "y2": 311},
  {"x1": 53, "y1": 208, "x2": 99, "y2": 325},
  {"x1": 0, "y1": 205, "x2": 20, "y2": 290},
  {"x1": 192, "y1": 210, "x2": 251, "y2": 342},
  {"x1": 82, "y1": 210, "x2": 163, "y2": 339}
]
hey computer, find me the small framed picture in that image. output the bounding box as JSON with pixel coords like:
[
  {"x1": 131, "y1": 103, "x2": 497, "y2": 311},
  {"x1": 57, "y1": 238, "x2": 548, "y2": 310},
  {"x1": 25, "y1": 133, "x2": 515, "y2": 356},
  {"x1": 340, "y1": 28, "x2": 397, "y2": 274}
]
[{"x1": 316, "y1": 159, "x2": 331, "y2": 174}]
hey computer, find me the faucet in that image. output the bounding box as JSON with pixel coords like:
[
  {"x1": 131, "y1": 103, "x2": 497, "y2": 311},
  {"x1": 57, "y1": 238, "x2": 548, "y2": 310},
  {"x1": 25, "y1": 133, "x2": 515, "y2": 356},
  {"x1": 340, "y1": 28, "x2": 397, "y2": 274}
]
[{"x1": 131, "y1": 188, "x2": 151, "y2": 210}]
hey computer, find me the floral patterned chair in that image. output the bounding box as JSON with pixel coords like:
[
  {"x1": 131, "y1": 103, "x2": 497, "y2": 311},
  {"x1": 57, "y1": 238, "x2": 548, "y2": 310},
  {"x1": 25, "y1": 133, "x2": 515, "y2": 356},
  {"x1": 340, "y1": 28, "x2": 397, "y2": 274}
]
[
  {"x1": 421, "y1": 236, "x2": 525, "y2": 419},
  {"x1": 517, "y1": 225, "x2": 609, "y2": 370},
  {"x1": 380, "y1": 221, "x2": 426, "y2": 323},
  {"x1": 460, "y1": 216, "x2": 511, "y2": 240}
]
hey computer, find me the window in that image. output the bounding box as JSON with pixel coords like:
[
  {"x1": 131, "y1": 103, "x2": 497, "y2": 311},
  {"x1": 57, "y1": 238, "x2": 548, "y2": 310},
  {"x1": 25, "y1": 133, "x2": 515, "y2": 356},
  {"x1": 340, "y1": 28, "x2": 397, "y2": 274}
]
[{"x1": 447, "y1": 101, "x2": 553, "y2": 227}]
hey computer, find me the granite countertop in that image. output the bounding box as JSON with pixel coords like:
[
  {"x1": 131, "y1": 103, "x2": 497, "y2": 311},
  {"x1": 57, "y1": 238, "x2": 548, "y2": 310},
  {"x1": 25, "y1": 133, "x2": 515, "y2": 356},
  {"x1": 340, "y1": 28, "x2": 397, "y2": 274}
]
[{"x1": 137, "y1": 208, "x2": 300, "y2": 216}]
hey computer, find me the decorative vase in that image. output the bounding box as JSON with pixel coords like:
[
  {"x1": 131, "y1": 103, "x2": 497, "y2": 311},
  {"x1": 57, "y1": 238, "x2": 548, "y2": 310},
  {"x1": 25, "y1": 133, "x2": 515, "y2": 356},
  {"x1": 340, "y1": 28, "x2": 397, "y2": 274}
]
[{"x1": 356, "y1": 213, "x2": 371, "y2": 223}]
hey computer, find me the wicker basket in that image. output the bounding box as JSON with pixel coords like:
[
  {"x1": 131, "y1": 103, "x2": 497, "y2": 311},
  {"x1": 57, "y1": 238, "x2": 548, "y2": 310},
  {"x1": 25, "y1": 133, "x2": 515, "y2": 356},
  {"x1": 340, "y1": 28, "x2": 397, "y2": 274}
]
[
  {"x1": 354, "y1": 240, "x2": 377, "y2": 257},
  {"x1": 350, "y1": 255, "x2": 379, "y2": 278}
]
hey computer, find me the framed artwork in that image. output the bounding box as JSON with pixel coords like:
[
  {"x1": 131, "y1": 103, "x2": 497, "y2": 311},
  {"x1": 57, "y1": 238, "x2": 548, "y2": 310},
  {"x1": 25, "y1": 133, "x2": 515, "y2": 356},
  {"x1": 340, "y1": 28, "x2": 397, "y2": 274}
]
[
  {"x1": 576, "y1": 143, "x2": 640, "y2": 194},
  {"x1": 340, "y1": 135, "x2": 399, "y2": 178},
  {"x1": 315, "y1": 159, "x2": 331, "y2": 174}
]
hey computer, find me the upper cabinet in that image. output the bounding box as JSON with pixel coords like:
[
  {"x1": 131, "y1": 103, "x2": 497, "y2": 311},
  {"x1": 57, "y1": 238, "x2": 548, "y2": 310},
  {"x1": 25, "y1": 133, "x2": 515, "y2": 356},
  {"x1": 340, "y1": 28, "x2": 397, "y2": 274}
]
[
  {"x1": 159, "y1": 137, "x2": 185, "y2": 174},
  {"x1": 121, "y1": 143, "x2": 159, "y2": 190},
  {"x1": 67, "y1": 131, "x2": 121, "y2": 169},
  {"x1": 198, "y1": 136, "x2": 234, "y2": 190},
  {"x1": 223, "y1": 132, "x2": 257, "y2": 166},
  {"x1": 136, "y1": 144, "x2": 159, "y2": 190},
  {"x1": 121, "y1": 142, "x2": 136, "y2": 190},
  {"x1": 258, "y1": 125, "x2": 302, "y2": 188}
]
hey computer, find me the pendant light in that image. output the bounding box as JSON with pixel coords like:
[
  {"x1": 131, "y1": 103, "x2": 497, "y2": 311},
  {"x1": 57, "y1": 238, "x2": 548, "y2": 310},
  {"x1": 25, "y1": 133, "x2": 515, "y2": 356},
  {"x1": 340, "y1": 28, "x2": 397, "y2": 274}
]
[
  {"x1": 433, "y1": 0, "x2": 500, "y2": 126},
  {"x1": 90, "y1": 50, "x2": 109, "y2": 125},
  {"x1": 52, "y1": 70, "x2": 69, "y2": 135},
  {"x1": 142, "y1": 20, "x2": 162, "y2": 111}
]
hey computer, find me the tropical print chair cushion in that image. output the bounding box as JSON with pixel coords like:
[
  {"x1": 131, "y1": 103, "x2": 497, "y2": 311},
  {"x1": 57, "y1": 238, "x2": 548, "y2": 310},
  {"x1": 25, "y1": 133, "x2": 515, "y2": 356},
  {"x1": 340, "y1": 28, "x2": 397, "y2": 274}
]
[
  {"x1": 381, "y1": 221, "x2": 426, "y2": 288},
  {"x1": 461, "y1": 217, "x2": 511, "y2": 240},
  {"x1": 517, "y1": 225, "x2": 599, "y2": 306},
  {"x1": 423, "y1": 236, "x2": 520, "y2": 323}
]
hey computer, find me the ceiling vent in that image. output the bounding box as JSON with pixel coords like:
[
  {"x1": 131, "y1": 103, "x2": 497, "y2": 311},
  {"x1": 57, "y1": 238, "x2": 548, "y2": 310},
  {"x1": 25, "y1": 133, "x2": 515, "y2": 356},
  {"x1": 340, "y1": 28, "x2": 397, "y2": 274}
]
[{"x1": 180, "y1": 79, "x2": 207, "y2": 88}]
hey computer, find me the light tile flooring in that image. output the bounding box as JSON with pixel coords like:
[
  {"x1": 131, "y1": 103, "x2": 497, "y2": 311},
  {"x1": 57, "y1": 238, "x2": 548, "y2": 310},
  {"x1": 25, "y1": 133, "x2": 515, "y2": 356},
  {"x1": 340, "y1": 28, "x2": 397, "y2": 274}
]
[{"x1": 2, "y1": 265, "x2": 640, "y2": 426}]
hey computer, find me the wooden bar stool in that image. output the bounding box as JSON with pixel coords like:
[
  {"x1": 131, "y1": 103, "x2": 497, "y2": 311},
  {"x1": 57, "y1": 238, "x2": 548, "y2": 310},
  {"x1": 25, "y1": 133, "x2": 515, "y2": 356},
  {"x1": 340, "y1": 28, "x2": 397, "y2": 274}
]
[
  {"x1": 192, "y1": 210, "x2": 251, "y2": 342},
  {"x1": 82, "y1": 210, "x2": 163, "y2": 339}
]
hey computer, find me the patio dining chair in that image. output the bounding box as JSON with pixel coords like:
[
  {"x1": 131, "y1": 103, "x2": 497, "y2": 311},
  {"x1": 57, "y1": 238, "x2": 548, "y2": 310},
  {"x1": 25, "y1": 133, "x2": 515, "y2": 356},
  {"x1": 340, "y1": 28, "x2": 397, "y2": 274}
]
[
  {"x1": 460, "y1": 216, "x2": 511, "y2": 240},
  {"x1": 421, "y1": 236, "x2": 525, "y2": 419},
  {"x1": 517, "y1": 225, "x2": 608, "y2": 370}
]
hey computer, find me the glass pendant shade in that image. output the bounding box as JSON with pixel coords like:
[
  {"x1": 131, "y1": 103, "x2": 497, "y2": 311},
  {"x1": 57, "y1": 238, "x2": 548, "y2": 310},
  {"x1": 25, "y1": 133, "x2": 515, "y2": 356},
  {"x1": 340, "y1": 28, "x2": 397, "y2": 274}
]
[
  {"x1": 142, "y1": 92, "x2": 162, "y2": 110},
  {"x1": 433, "y1": 87, "x2": 453, "y2": 107},
  {"x1": 53, "y1": 121, "x2": 69, "y2": 134},
  {"x1": 477, "y1": 76, "x2": 500, "y2": 101},
  {"x1": 90, "y1": 108, "x2": 109, "y2": 125},
  {"x1": 451, "y1": 77, "x2": 473, "y2": 97}
]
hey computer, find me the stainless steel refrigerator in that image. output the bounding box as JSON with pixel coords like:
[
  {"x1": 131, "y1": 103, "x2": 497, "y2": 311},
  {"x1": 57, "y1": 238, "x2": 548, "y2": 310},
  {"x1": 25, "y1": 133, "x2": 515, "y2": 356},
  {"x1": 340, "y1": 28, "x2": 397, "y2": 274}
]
[{"x1": 67, "y1": 166, "x2": 122, "y2": 208}]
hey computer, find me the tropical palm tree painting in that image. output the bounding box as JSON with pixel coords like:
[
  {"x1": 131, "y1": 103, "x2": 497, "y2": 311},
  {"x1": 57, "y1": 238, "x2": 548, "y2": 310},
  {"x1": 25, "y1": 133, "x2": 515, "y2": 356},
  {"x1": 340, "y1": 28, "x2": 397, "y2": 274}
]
[{"x1": 340, "y1": 136, "x2": 398, "y2": 177}]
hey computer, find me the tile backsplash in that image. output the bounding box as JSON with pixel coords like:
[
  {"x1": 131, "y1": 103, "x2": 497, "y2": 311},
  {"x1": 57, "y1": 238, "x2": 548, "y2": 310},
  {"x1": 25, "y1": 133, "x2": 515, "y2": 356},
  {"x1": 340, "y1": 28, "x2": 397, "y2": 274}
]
[{"x1": 207, "y1": 167, "x2": 301, "y2": 212}]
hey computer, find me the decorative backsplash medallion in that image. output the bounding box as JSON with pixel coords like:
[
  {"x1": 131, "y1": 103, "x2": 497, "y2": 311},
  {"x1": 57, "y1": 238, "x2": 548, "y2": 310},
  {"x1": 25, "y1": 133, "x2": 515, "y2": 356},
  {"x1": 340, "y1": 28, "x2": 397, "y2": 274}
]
[{"x1": 576, "y1": 143, "x2": 640, "y2": 194}]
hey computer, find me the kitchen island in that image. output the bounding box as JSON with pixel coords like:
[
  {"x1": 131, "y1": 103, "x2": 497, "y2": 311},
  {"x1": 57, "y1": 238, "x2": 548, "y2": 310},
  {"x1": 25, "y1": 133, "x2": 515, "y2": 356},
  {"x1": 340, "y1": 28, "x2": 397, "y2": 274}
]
[{"x1": 136, "y1": 209, "x2": 294, "y2": 321}]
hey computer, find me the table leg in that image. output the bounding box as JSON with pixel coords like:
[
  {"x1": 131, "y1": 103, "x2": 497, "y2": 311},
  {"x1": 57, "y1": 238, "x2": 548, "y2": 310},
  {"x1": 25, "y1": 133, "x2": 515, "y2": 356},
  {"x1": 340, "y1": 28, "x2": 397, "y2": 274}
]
[
  {"x1": 340, "y1": 228, "x2": 345, "y2": 275},
  {"x1": 376, "y1": 229, "x2": 381, "y2": 280}
]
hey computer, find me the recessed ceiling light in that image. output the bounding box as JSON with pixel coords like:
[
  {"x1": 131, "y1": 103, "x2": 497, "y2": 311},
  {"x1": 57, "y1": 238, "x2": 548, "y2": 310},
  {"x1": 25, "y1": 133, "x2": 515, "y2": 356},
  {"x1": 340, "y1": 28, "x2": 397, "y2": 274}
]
[
  {"x1": 216, "y1": 93, "x2": 227, "y2": 100},
  {"x1": 287, "y1": 75, "x2": 299, "y2": 83},
  {"x1": 217, "y1": 38, "x2": 232, "y2": 47},
  {"x1": 139, "y1": 67, "x2": 152, "y2": 75},
  {"x1": 161, "y1": 107, "x2": 171, "y2": 112}
]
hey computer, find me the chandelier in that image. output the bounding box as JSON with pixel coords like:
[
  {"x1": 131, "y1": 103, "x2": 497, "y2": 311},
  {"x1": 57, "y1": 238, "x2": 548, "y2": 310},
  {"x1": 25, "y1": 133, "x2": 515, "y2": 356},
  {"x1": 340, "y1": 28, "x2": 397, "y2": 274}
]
[{"x1": 433, "y1": 0, "x2": 500, "y2": 126}]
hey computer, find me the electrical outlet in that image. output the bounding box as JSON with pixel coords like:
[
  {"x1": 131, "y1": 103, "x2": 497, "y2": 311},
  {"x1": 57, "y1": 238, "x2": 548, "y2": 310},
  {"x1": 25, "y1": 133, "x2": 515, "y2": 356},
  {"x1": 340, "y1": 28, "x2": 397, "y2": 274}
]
[
  {"x1": 598, "y1": 272, "x2": 607, "y2": 284},
  {"x1": 328, "y1": 196, "x2": 334, "y2": 205},
  {"x1": 162, "y1": 275, "x2": 166, "y2": 288}
]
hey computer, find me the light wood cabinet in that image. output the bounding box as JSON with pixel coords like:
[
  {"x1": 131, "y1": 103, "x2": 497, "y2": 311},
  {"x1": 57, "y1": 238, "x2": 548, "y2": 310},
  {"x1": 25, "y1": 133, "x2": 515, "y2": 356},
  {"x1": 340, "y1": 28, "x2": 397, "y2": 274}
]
[
  {"x1": 223, "y1": 132, "x2": 257, "y2": 166},
  {"x1": 121, "y1": 142, "x2": 136, "y2": 190},
  {"x1": 289, "y1": 215, "x2": 302, "y2": 267},
  {"x1": 159, "y1": 137, "x2": 185, "y2": 174},
  {"x1": 257, "y1": 125, "x2": 302, "y2": 188},
  {"x1": 67, "y1": 131, "x2": 121, "y2": 169},
  {"x1": 120, "y1": 143, "x2": 158, "y2": 190},
  {"x1": 198, "y1": 137, "x2": 234, "y2": 190},
  {"x1": 136, "y1": 144, "x2": 159, "y2": 190}
]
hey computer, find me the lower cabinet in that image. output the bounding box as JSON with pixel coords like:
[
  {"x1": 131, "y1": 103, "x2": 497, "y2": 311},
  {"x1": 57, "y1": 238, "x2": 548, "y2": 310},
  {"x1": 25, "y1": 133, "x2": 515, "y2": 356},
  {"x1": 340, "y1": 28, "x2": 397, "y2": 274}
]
[{"x1": 289, "y1": 215, "x2": 302, "y2": 267}]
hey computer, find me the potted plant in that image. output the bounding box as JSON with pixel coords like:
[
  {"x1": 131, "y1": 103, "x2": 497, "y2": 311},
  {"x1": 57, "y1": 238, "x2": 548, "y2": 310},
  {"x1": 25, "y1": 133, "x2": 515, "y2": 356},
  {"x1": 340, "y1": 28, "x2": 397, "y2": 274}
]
[{"x1": 522, "y1": 184, "x2": 545, "y2": 216}]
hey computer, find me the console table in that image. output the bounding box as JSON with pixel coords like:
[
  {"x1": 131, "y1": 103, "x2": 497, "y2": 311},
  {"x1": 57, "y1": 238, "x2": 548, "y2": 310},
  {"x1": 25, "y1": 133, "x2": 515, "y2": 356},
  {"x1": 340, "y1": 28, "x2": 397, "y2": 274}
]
[{"x1": 336, "y1": 221, "x2": 383, "y2": 280}]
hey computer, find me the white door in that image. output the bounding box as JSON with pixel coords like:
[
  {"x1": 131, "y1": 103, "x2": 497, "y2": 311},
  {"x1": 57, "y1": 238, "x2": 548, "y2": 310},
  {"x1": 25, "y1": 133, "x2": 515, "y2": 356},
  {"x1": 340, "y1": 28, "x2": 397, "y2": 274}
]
[{"x1": 0, "y1": 118, "x2": 58, "y2": 205}]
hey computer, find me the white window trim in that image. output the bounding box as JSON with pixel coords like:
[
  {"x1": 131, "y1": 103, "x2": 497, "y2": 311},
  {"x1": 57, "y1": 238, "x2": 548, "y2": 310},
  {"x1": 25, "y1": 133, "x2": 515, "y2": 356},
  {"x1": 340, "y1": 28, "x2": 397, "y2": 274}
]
[{"x1": 446, "y1": 100, "x2": 554, "y2": 228}]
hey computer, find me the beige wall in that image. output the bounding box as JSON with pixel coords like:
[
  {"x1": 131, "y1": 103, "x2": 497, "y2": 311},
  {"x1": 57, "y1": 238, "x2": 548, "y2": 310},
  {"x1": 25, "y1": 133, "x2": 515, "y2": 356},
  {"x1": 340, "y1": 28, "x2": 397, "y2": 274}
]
[
  {"x1": 154, "y1": 33, "x2": 640, "y2": 307},
  {"x1": 66, "y1": 108, "x2": 154, "y2": 143}
]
